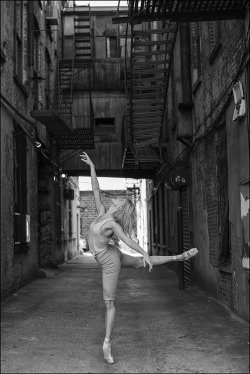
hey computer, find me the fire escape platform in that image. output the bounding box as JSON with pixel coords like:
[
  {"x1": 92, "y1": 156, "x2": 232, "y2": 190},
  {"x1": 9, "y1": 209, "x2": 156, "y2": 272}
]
[
  {"x1": 53, "y1": 129, "x2": 94, "y2": 150},
  {"x1": 112, "y1": 0, "x2": 249, "y2": 23},
  {"x1": 30, "y1": 110, "x2": 73, "y2": 132}
]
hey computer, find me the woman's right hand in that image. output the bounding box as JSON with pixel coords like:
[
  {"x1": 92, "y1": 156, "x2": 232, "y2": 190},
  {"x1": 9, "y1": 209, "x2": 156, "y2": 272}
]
[
  {"x1": 143, "y1": 252, "x2": 153, "y2": 272},
  {"x1": 80, "y1": 152, "x2": 93, "y2": 167}
]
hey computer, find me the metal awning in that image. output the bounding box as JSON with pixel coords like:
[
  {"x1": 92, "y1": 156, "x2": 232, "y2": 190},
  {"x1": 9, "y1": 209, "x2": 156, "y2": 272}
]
[
  {"x1": 113, "y1": 0, "x2": 248, "y2": 24},
  {"x1": 30, "y1": 110, "x2": 73, "y2": 132}
]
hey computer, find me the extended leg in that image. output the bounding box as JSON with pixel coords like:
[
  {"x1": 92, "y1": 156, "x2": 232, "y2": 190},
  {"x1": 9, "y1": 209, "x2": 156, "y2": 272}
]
[{"x1": 150, "y1": 248, "x2": 198, "y2": 266}]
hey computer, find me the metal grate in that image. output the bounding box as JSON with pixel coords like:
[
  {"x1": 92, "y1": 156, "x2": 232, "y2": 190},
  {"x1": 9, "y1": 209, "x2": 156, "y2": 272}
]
[
  {"x1": 113, "y1": 0, "x2": 248, "y2": 23},
  {"x1": 53, "y1": 129, "x2": 95, "y2": 149}
]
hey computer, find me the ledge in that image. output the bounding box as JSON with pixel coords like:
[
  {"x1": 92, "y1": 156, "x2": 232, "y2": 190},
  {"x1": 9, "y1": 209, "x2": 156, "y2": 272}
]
[
  {"x1": 209, "y1": 42, "x2": 222, "y2": 65},
  {"x1": 192, "y1": 77, "x2": 202, "y2": 95}
]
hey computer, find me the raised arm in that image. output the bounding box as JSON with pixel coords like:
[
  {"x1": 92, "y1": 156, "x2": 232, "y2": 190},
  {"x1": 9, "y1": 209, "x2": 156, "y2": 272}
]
[{"x1": 80, "y1": 152, "x2": 105, "y2": 216}]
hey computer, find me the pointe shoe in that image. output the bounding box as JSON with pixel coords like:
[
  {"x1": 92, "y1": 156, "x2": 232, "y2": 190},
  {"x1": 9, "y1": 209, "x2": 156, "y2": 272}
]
[
  {"x1": 103, "y1": 341, "x2": 114, "y2": 364},
  {"x1": 176, "y1": 248, "x2": 198, "y2": 261}
]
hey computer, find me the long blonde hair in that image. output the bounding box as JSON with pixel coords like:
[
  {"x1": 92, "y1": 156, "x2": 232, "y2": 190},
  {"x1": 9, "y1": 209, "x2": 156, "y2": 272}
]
[{"x1": 113, "y1": 198, "x2": 136, "y2": 237}]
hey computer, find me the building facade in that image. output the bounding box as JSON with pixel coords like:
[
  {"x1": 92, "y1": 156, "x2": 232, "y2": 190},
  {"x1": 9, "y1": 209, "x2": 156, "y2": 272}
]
[
  {"x1": 0, "y1": 0, "x2": 81, "y2": 299},
  {"x1": 145, "y1": 12, "x2": 249, "y2": 322}
]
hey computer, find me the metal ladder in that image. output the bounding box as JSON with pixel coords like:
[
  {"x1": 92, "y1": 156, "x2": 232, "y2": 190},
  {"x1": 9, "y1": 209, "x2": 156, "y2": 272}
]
[{"x1": 73, "y1": 2, "x2": 92, "y2": 59}]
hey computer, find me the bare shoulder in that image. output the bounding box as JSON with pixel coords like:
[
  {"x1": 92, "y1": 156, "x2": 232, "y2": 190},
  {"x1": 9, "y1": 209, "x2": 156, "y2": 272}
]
[{"x1": 102, "y1": 219, "x2": 120, "y2": 231}]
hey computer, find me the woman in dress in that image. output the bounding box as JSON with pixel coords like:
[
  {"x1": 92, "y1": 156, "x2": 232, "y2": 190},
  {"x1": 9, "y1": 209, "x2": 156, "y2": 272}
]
[{"x1": 80, "y1": 152, "x2": 198, "y2": 364}]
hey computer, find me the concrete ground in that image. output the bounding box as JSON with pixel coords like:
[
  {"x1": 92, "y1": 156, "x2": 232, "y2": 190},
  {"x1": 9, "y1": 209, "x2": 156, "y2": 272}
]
[{"x1": 1, "y1": 252, "x2": 249, "y2": 373}]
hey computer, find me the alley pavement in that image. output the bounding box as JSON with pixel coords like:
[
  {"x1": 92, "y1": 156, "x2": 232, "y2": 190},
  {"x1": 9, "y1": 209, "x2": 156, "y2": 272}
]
[{"x1": 1, "y1": 252, "x2": 249, "y2": 374}]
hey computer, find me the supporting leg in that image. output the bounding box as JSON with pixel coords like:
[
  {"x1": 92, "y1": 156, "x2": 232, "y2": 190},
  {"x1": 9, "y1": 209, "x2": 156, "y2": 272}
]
[
  {"x1": 103, "y1": 300, "x2": 115, "y2": 364},
  {"x1": 104, "y1": 300, "x2": 116, "y2": 340}
]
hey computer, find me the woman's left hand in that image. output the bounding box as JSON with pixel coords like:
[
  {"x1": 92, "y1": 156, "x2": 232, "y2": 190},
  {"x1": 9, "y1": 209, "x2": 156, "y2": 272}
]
[{"x1": 143, "y1": 252, "x2": 153, "y2": 272}]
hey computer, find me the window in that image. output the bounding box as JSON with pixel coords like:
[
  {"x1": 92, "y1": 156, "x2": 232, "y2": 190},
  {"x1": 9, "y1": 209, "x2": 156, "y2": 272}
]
[
  {"x1": 107, "y1": 36, "x2": 118, "y2": 58},
  {"x1": 95, "y1": 118, "x2": 115, "y2": 135},
  {"x1": 69, "y1": 200, "x2": 72, "y2": 236},
  {"x1": 54, "y1": 179, "x2": 61, "y2": 239},
  {"x1": 14, "y1": 1, "x2": 23, "y2": 81},
  {"x1": 14, "y1": 123, "x2": 27, "y2": 215},
  {"x1": 190, "y1": 22, "x2": 201, "y2": 86}
]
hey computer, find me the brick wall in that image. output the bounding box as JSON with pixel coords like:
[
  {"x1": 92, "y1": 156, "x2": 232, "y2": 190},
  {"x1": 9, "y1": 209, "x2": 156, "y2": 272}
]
[
  {"x1": 190, "y1": 19, "x2": 246, "y2": 311},
  {"x1": 0, "y1": 1, "x2": 64, "y2": 299},
  {"x1": 162, "y1": 17, "x2": 248, "y2": 316},
  {"x1": 217, "y1": 271, "x2": 232, "y2": 308}
]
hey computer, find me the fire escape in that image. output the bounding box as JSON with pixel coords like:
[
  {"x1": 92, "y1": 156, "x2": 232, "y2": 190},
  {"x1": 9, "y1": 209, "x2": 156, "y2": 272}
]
[
  {"x1": 53, "y1": 2, "x2": 94, "y2": 164},
  {"x1": 113, "y1": 0, "x2": 248, "y2": 169},
  {"x1": 113, "y1": 0, "x2": 248, "y2": 286},
  {"x1": 31, "y1": 2, "x2": 95, "y2": 165}
]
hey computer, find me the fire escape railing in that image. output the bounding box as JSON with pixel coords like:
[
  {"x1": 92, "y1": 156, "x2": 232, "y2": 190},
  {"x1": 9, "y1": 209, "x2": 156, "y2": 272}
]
[
  {"x1": 113, "y1": 0, "x2": 249, "y2": 169},
  {"x1": 124, "y1": 18, "x2": 178, "y2": 167}
]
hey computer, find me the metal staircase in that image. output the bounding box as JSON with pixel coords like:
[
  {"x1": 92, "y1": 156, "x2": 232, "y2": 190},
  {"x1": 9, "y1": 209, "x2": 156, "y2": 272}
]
[
  {"x1": 57, "y1": 2, "x2": 92, "y2": 126},
  {"x1": 114, "y1": 0, "x2": 249, "y2": 169},
  {"x1": 58, "y1": 59, "x2": 74, "y2": 126},
  {"x1": 52, "y1": 2, "x2": 94, "y2": 157},
  {"x1": 74, "y1": 3, "x2": 92, "y2": 59},
  {"x1": 123, "y1": 21, "x2": 178, "y2": 168}
]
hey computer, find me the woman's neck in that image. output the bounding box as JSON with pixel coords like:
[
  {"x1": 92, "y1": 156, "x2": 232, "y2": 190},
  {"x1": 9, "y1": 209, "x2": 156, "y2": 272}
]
[{"x1": 105, "y1": 207, "x2": 116, "y2": 217}]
